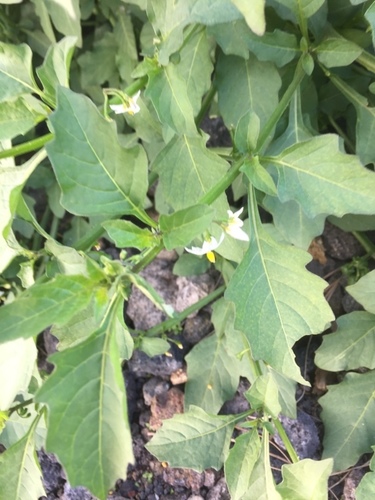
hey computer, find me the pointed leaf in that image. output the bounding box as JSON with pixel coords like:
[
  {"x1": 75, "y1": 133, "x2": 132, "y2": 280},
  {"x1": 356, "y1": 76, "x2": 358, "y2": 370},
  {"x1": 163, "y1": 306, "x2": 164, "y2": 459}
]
[
  {"x1": 0, "y1": 42, "x2": 39, "y2": 102},
  {"x1": 276, "y1": 458, "x2": 333, "y2": 499},
  {"x1": 145, "y1": 63, "x2": 197, "y2": 136},
  {"x1": 46, "y1": 87, "x2": 149, "y2": 220},
  {"x1": 246, "y1": 373, "x2": 282, "y2": 418},
  {"x1": 224, "y1": 431, "x2": 261, "y2": 500},
  {"x1": 226, "y1": 191, "x2": 333, "y2": 383},
  {"x1": 44, "y1": 0, "x2": 82, "y2": 47},
  {"x1": 103, "y1": 220, "x2": 157, "y2": 250},
  {"x1": 139, "y1": 337, "x2": 170, "y2": 357},
  {"x1": 316, "y1": 31, "x2": 362, "y2": 67},
  {"x1": 36, "y1": 324, "x2": 134, "y2": 499},
  {"x1": 114, "y1": 9, "x2": 138, "y2": 84},
  {"x1": 315, "y1": 312, "x2": 375, "y2": 371},
  {"x1": 320, "y1": 370, "x2": 375, "y2": 471},
  {"x1": 160, "y1": 204, "x2": 215, "y2": 250},
  {"x1": 153, "y1": 134, "x2": 229, "y2": 214},
  {"x1": 0, "y1": 274, "x2": 97, "y2": 343},
  {"x1": 0, "y1": 415, "x2": 45, "y2": 500},
  {"x1": 36, "y1": 36, "x2": 77, "y2": 105},
  {"x1": 230, "y1": 0, "x2": 266, "y2": 36},
  {"x1": 146, "y1": 405, "x2": 245, "y2": 471},
  {"x1": 347, "y1": 270, "x2": 375, "y2": 313},
  {"x1": 263, "y1": 135, "x2": 375, "y2": 218},
  {"x1": 241, "y1": 156, "x2": 277, "y2": 196}
]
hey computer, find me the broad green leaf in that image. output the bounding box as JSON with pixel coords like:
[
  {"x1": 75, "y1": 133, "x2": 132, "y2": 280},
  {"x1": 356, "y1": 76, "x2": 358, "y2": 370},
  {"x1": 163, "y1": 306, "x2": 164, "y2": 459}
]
[
  {"x1": 225, "y1": 190, "x2": 333, "y2": 383},
  {"x1": 31, "y1": 0, "x2": 56, "y2": 43},
  {"x1": 329, "y1": 214, "x2": 375, "y2": 232},
  {"x1": 347, "y1": 270, "x2": 375, "y2": 313},
  {"x1": 316, "y1": 30, "x2": 362, "y2": 67},
  {"x1": 267, "y1": 368, "x2": 297, "y2": 419},
  {"x1": 263, "y1": 198, "x2": 326, "y2": 249},
  {"x1": 216, "y1": 53, "x2": 281, "y2": 135},
  {"x1": 146, "y1": 405, "x2": 245, "y2": 471},
  {"x1": 234, "y1": 110, "x2": 260, "y2": 153},
  {"x1": 36, "y1": 36, "x2": 77, "y2": 105},
  {"x1": 0, "y1": 338, "x2": 37, "y2": 410},
  {"x1": 103, "y1": 220, "x2": 157, "y2": 250},
  {"x1": 262, "y1": 134, "x2": 375, "y2": 218},
  {"x1": 44, "y1": 239, "x2": 90, "y2": 276},
  {"x1": 0, "y1": 42, "x2": 39, "y2": 102},
  {"x1": 365, "y1": 2, "x2": 375, "y2": 49},
  {"x1": 46, "y1": 87, "x2": 149, "y2": 221},
  {"x1": 0, "y1": 95, "x2": 48, "y2": 141},
  {"x1": 153, "y1": 134, "x2": 229, "y2": 214},
  {"x1": 320, "y1": 370, "x2": 375, "y2": 471},
  {"x1": 0, "y1": 274, "x2": 97, "y2": 344},
  {"x1": 114, "y1": 8, "x2": 138, "y2": 84},
  {"x1": 44, "y1": 0, "x2": 82, "y2": 47},
  {"x1": 176, "y1": 27, "x2": 214, "y2": 116},
  {"x1": 241, "y1": 157, "x2": 277, "y2": 196},
  {"x1": 160, "y1": 204, "x2": 215, "y2": 250},
  {"x1": 77, "y1": 32, "x2": 117, "y2": 89},
  {"x1": 245, "y1": 373, "x2": 281, "y2": 418},
  {"x1": 224, "y1": 431, "x2": 261, "y2": 500},
  {"x1": 145, "y1": 63, "x2": 197, "y2": 136},
  {"x1": 242, "y1": 430, "x2": 281, "y2": 500},
  {"x1": 173, "y1": 253, "x2": 210, "y2": 276},
  {"x1": 330, "y1": 73, "x2": 375, "y2": 165},
  {"x1": 276, "y1": 458, "x2": 333, "y2": 499},
  {"x1": 315, "y1": 312, "x2": 375, "y2": 371},
  {"x1": 36, "y1": 321, "x2": 134, "y2": 500},
  {"x1": 190, "y1": 0, "x2": 243, "y2": 24},
  {"x1": 139, "y1": 337, "x2": 170, "y2": 357},
  {"x1": 230, "y1": 0, "x2": 265, "y2": 36},
  {"x1": 0, "y1": 149, "x2": 47, "y2": 241},
  {"x1": 185, "y1": 332, "x2": 241, "y2": 413},
  {"x1": 356, "y1": 446, "x2": 375, "y2": 499},
  {"x1": 208, "y1": 19, "x2": 251, "y2": 59},
  {"x1": 0, "y1": 415, "x2": 45, "y2": 500},
  {"x1": 272, "y1": 0, "x2": 325, "y2": 18}
]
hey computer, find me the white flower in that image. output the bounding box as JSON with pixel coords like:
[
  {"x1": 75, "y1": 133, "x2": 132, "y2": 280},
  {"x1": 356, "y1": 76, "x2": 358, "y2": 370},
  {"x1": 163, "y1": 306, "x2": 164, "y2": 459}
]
[
  {"x1": 110, "y1": 90, "x2": 141, "y2": 115},
  {"x1": 185, "y1": 233, "x2": 224, "y2": 263},
  {"x1": 223, "y1": 207, "x2": 249, "y2": 241}
]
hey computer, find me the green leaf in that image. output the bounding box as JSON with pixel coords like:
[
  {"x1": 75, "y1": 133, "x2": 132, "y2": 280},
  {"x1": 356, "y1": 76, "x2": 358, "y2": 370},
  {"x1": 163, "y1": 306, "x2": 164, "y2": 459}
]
[
  {"x1": 139, "y1": 337, "x2": 170, "y2": 357},
  {"x1": 365, "y1": 2, "x2": 375, "y2": 49},
  {"x1": 0, "y1": 404, "x2": 46, "y2": 450},
  {"x1": 262, "y1": 134, "x2": 375, "y2": 218},
  {"x1": 46, "y1": 87, "x2": 149, "y2": 221},
  {"x1": 173, "y1": 253, "x2": 210, "y2": 276},
  {"x1": 230, "y1": 0, "x2": 265, "y2": 36},
  {"x1": 0, "y1": 42, "x2": 39, "y2": 103},
  {"x1": 267, "y1": 368, "x2": 297, "y2": 419},
  {"x1": 245, "y1": 374, "x2": 281, "y2": 418},
  {"x1": 44, "y1": 0, "x2": 82, "y2": 47},
  {"x1": 175, "y1": 27, "x2": 214, "y2": 116},
  {"x1": 241, "y1": 156, "x2": 277, "y2": 196},
  {"x1": 114, "y1": 8, "x2": 138, "y2": 84},
  {"x1": 316, "y1": 29, "x2": 362, "y2": 67},
  {"x1": 224, "y1": 431, "x2": 261, "y2": 500},
  {"x1": 272, "y1": 0, "x2": 325, "y2": 18},
  {"x1": 160, "y1": 204, "x2": 215, "y2": 250},
  {"x1": 216, "y1": 53, "x2": 281, "y2": 134},
  {"x1": 77, "y1": 32, "x2": 117, "y2": 89},
  {"x1": 320, "y1": 370, "x2": 375, "y2": 471},
  {"x1": 103, "y1": 220, "x2": 157, "y2": 250},
  {"x1": 356, "y1": 446, "x2": 375, "y2": 499},
  {"x1": 0, "y1": 415, "x2": 46, "y2": 500},
  {"x1": 0, "y1": 274, "x2": 97, "y2": 344},
  {"x1": 185, "y1": 332, "x2": 241, "y2": 413},
  {"x1": 234, "y1": 110, "x2": 260, "y2": 153},
  {"x1": 225, "y1": 190, "x2": 333, "y2": 383},
  {"x1": 153, "y1": 134, "x2": 229, "y2": 214},
  {"x1": 146, "y1": 405, "x2": 245, "y2": 471},
  {"x1": 36, "y1": 36, "x2": 77, "y2": 105},
  {"x1": 347, "y1": 270, "x2": 375, "y2": 313},
  {"x1": 145, "y1": 63, "x2": 197, "y2": 136},
  {"x1": 36, "y1": 319, "x2": 134, "y2": 499},
  {"x1": 190, "y1": 0, "x2": 243, "y2": 25},
  {"x1": 276, "y1": 458, "x2": 333, "y2": 499},
  {"x1": 330, "y1": 73, "x2": 375, "y2": 165},
  {"x1": 0, "y1": 338, "x2": 37, "y2": 410},
  {"x1": 315, "y1": 312, "x2": 375, "y2": 371},
  {"x1": 0, "y1": 95, "x2": 48, "y2": 141}
]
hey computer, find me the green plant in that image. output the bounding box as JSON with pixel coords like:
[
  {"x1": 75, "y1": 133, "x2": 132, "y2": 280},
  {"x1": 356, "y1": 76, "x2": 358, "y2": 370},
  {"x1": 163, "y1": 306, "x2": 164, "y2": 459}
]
[{"x1": 1, "y1": 0, "x2": 375, "y2": 498}]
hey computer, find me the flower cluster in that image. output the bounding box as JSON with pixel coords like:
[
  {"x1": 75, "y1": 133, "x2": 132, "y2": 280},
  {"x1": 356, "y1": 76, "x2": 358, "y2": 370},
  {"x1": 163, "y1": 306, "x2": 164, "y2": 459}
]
[{"x1": 185, "y1": 207, "x2": 249, "y2": 263}]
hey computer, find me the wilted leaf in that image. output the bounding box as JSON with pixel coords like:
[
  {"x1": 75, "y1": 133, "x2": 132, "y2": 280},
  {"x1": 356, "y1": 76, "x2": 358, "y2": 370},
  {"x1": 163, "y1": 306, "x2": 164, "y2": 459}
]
[
  {"x1": 320, "y1": 370, "x2": 375, "y2": 471},
  {"x1": 36, "y1": 322, "x2": 134, "y2": 499}
]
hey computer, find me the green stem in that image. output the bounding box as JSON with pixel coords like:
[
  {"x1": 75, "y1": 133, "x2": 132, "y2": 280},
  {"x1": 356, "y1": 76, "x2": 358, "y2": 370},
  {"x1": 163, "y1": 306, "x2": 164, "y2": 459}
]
[
  {"x1": 356, "y1": 51, "x2": 375, "y2": 74},
  {"x1": 199, "y1": 158, "x2": 244, "y2": 206},
  {"x1": 0, "y1": 133, "x2": 54, "y2": 160},
  {"x1": 139, "y1": 284, "x2": 226, "y2": 337},
  {"x1": 195, "y1": 84, "x2": 217, "y2": 127},
  {"x1": 327, "y1": 115, "x2": 355, "y2": 153},
  {"x1": 352, "y1": 231, "x2": 375, "y2": 258},
  {"x1": 256, "y1": 57, "x2": 306, "y2": 154},
  {"x1": 32, "y1": 206, "x2": 51, "y2": 251},
  {"x1": 273, "y1": 418, "x2": 299, "y2": 463},
  {"x1": 8, "y1": 397, "x2": 34, "y2": 416},
  {"x1": 131, "y1": 242, "x2": 165, "y2": 273}
]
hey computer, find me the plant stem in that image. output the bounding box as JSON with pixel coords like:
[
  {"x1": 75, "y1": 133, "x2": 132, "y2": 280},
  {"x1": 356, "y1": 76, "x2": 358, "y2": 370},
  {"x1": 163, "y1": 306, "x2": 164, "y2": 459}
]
[
  {"x1": 256, "y1": 57, "x2": 306, "y2": 153},
  {"x1": 0, "y1": 133, "x2": 54, "y2": 160},
  {"x1": 195, "y1": 83, "x2": 217, "y2": 127},
  {"x1": 356, "y1": 51, "x2": 375, "y2": 74},
  {"x1": 8, "y1": 397, "x2": 34, "y2": 416},
  {"x1": 139, "y1": 284, "x2": 226, "y2": 337},
  {"x1": 131, "y1": 242, "x2": 165, "y2": 273},
  {"x1": 273, "y1": 418, "x2": 299, "y2": 463},
  {"x1": 199, "y1": 158, "x2": 244, "y2": 205},
  {"x1": 352, "y1": 231, "x2": 375, "y2": 258}
]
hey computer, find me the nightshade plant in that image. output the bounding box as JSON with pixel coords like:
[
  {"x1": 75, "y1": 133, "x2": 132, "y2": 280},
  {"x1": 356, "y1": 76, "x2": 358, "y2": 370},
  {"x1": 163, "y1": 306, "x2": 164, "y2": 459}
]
[{"x1": 2, "y1": 0, "x2": 375, "y2": 498}]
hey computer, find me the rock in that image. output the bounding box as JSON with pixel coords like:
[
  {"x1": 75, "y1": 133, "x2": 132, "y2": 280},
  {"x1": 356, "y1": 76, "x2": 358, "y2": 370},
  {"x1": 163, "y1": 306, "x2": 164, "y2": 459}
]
[
  {"x1": 128, "y1": 350, "x2": 183, "y2": 378},
  {"x1": 149, "y1": 387, "x2": 184, "y2": 431},
  {"x1": 143, "y1": 377, "x2": 170, "y2": 406},
  {"x1": 274, "y1": 410, "x2": 320, "y2": 460},
  {"x1": 205, "y1": 478, "x2": 230, "y2": 500}
]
